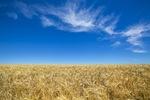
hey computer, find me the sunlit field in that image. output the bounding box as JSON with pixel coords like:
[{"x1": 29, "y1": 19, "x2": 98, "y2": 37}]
[{"x1": 0, "y1": 64, "x2": 150, "y2": 100}]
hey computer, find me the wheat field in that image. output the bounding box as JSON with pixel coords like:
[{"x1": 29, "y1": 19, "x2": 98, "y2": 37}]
[{"x1": 0, "y1": 64, "x2": 150, "y2": 100}]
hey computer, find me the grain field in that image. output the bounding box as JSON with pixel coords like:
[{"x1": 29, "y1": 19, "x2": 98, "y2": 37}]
[{"x1": 0, "y1": 64, "x2": 150, "y2": 100}]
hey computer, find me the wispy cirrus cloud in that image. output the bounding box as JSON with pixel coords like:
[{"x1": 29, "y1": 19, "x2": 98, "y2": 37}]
[
  {"x1": 38, "y1": 1, "x2": 119, "y2": 33},
  {"x1": 6, "y1": 12, "x2": 18, "y2": 19},
  {"x1": 40, "y1": 16, "x2": 55, "y2": 27},
  {"x1": 98, "y1": 15, "x2": 119, "y2": 34},
  {"x1": 123, "y1": 23, "x2": 150, "y2": 46},
  {"x1": 15, "y1": 1, "x2": 119, "y2": 33},
  {"x1": 112, "y1": 41, "x2": 121, "y2": 47},
  {"x1": 126, "y1": 47, "x2": 147, "y2": 53},
  {"x1": 122, "y1": 23, "x2": 150, "y2": 53},
  {"x1": 132, "y1": 49, "x2": 146, "y2": 53},
  {"x1": 16, "y1": 2, "x2": 37, "y2": 19}
]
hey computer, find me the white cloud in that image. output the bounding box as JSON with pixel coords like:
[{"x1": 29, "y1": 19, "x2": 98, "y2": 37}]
[
  {"x1": 98, "y1": 15, "x2": 119, "y2": 34},
  {"x1": 60, "y1": 2, "x2": 95, "y2": 28},
  {"x1": 123, "y1": 23, "x2": 150, "y2": 47},
  {"x1": 16, "y1": 2, "x2": 37, "y2": 18},
  {"x1": 34, "y1": 0, "x2": 118, "y2": 33},
  {"x1": 122, "y1": 23, "x2": 150, "y2": 53},
  {"x1": 98, "y1": 36, "x2": 116, "y2": 41},
  {"x1": 112, "y1": 41, "x2": 121, "y2": 47},
  {"x1": 126, "y1": 47, "x2": 147, "y2": 53},
  {"x1": 6, "y1": 12, "x2": 18, "y2": 19},
  {"x1": 40, "y1": 16, "x2": 55, "y2": 27},
  {"x1": 132, "y1": 49, "x2": 146, "y2": 53}
]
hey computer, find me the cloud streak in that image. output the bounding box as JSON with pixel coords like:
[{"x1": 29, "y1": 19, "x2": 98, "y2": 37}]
[
  {"x1": 132, "y1": 49, "x2": 146, "y2": 53},
  {"x1": 112, "y1": 41, "x2": 121, "y2": 47},
  {"x1": 6, "y1": 12, "x2": 18, "y2": 19},
  {"x1": 123, "y1": 23, "x2": 150, "y2": 46},
  {"x1": 122, "y1": 23, "x2": 150, "y2": 53},
  {"x1": 16, "y1": 2, "x2": 37, "y2": 18},
  {"x1": 98, "y1": 15, "x2": 119, "y2": 34},
  {"x1": 16, "y1": 1, "x2": 119, "y2": 33},
  {"x1": 40, "y1": 16, "x2": 55, "y2": 27}
]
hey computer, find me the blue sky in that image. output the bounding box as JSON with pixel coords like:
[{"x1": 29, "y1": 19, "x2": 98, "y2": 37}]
[{"x1": 0, "y1": 0, "x2": 150, "y2": 64}]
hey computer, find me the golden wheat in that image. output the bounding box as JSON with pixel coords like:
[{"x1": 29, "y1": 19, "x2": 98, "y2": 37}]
[{"x1": 0, "y1": 64, "x2": 150, "y2": 100}]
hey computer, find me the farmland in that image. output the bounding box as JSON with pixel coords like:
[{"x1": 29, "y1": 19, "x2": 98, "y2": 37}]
[{"x1": 0, "y1": 64, "x2": 150, "y2": 100}]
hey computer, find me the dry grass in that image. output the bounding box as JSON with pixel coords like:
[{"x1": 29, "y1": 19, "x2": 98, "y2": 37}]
[{"x1": 0, "y1": 64, "x2": 150, "y2": 100}]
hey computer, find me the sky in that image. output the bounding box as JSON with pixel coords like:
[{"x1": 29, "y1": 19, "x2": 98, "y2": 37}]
[{"x1": 0, "y1": 0, "x2": 150, "y2": 64}]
